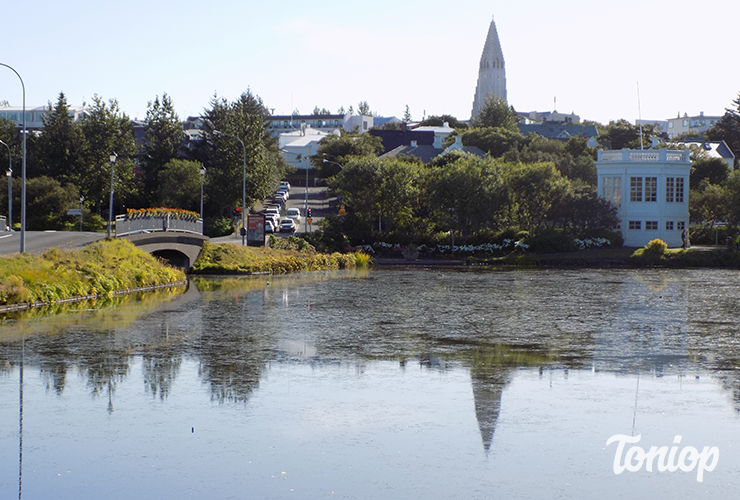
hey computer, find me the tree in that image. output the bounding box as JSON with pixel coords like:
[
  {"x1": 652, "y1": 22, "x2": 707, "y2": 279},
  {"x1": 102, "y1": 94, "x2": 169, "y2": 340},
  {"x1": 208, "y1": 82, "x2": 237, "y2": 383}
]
[
  {"x1": 706, "y1": 92, "x2": 740, "y2": 168},
  {"x1": 357, "y1": 101, "x2": 370, "y2": 116},
  {"x1": 142, "y1": 93, "x2": 184, "y2": 206},
  {"x1": 601, "y1": 119, "x2": 661, "y2": 150},
  {"x1": 79, "y1": 95, "x2": 138, "y2": 216},
  {"x1": 504, "y1": 162, "x2": 570, "y2": 232},
  {"x1": 428, "y1": 155, "x2": 507, "y2": 243},
  {"x1": 461, "y1": 127, "x2": 525, "y2": 158},
  {"x1": 35, "y1": 92, "x2": 88, "y2": 185},
  {"x1": 25, "y1": 176, "x2": 79, "y2": 230},
  {"x1": 313, "y1": 131, "x2": 384, "y2": 176},
  {"x1": 471, "y1": 95, "x2": 518, "y2": 131},
  {"x1": 403, "y1": 105, "x2": 412, "y2": 123},
  {"x1": 690, "y1": 157, "x2": 730, "y2": 189},
  {"x1": 196, "y1": 90, "x2": 282, "y2": 217},
  {"x1": 156, "y1": 159, "x2": 204, "y2": 210},
  {"x1": 419, "y1": 114, "x2": 468, "y2": 130}
]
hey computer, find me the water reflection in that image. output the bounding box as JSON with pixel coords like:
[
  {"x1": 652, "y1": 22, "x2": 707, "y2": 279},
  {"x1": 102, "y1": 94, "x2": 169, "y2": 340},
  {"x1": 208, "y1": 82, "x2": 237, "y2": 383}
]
[{"x1": 1, "y1": 268, "x2": 740, "y2": 498}]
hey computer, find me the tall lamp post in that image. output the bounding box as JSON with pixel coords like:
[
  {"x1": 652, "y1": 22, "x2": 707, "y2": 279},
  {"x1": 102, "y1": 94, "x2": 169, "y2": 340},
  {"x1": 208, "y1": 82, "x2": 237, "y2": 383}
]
[
  {"x1": 199, "y1": 165, "x2": 206, "y2": 234},
  {"x1": 0, "y1": 139, "x2": 11, "y2": 231},
  {"x1": 214, "y1": 131, "x2": 247, "y2": 246},
  {"x1": 107, "y1": 152, "x2": 117, "y2": 239},
  {"x1": 0, "y1": 63, "x2": 26, "y2": 252}
]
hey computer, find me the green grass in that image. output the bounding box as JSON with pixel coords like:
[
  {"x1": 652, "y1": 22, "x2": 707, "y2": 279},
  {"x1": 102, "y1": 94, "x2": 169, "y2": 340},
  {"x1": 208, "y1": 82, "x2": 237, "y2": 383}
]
[
  {"x1": 0, "y1": 239, "x2": 186, "y2": 306},
  {"x1": 190, "y1": 241, "x2": 373, "y2": 275}
]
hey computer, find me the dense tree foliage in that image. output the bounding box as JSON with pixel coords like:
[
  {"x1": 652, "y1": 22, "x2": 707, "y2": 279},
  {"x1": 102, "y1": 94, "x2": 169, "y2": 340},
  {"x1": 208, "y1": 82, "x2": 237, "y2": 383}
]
[
  {"x1": 142, "y1": 93, "x2": 184, "y2": 206},
  {"x1": 194, "y1": 90, "x2": 284, "y2": 218},
  {"x1": 312, "y1": 131, "x2": 384, "y2": 176},
  {"x1": 471, "y1": 95, "x2": 518, "y2": 131},
  {"x1": 705, "y1": 93, "x2": 740, "y2": 168},
  {"x1": 419, "y1": 114, "x2": 468, "y2": 129}
]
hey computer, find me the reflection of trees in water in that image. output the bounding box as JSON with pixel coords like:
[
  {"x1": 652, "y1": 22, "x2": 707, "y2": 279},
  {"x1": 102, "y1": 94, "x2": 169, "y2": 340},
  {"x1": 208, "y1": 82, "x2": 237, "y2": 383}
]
[
  {"x1": 76, "y1": 333, "x2": 130, "y2": 403},
  {"x1": 196, "y1": 337, "x2": 265, "y2": 403},
  {"x1": 142, "y1": 344, "x2": 182, "y2": 400},
  {"x1": 35, "y1": 335, "x2": 72, "y2": 395}
]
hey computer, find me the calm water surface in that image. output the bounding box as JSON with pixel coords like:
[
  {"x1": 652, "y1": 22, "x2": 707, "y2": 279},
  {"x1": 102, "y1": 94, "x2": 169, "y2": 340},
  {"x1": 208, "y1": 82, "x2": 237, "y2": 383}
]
[{"x1": 1, "y1": 268, "x2": 740, "y2": 499}]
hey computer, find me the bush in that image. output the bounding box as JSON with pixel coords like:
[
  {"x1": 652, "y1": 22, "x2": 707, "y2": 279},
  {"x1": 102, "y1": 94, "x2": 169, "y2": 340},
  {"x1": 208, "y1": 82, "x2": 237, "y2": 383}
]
[
  {"x1": 523, "y1": 230, "x2": 576, "y2": 254},
  {"x1": 204, "y1": 217, "x2": 235, "y2": 238},
  {"x1": 687, "y1": 224, "x2": 733, "y2": 245}
]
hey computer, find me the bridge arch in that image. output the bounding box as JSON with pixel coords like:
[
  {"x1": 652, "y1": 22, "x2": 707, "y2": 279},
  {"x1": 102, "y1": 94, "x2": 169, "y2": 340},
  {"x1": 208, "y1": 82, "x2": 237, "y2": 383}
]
[{"x1": 123, "y1": 233, "x2": 208, "y2": 270}]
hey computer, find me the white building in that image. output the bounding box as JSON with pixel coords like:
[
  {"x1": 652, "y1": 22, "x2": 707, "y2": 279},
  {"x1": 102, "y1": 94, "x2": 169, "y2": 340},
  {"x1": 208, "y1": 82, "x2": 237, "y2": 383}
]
[
  {"x1": 266, "y1": 113, "x2": 373, "y2": 138},
  {"x1": 596, "y1": 148, "x2": 691, "y2": 248},
  {"x1": 0, "y1": 105, "x2": 87, "y2": 130},
  {"x1": 278, "y1": 128, "x2": 333, "y2": 170},
  {"x1": 638, "y1": 112, "x2": 723, "y2": 139}
]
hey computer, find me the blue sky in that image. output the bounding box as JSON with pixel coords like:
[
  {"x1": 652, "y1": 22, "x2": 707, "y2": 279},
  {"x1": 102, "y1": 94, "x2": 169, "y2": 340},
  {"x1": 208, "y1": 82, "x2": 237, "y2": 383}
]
[{"x1": 2, "y1": 0, "x2": 738, "y2": 125}]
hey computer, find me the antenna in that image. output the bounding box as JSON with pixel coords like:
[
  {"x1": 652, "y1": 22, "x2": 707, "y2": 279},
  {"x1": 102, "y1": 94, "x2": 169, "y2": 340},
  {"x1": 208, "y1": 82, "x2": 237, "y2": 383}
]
[{"x1": 637, "y1": 82, "x2": 644, "y2": 150}]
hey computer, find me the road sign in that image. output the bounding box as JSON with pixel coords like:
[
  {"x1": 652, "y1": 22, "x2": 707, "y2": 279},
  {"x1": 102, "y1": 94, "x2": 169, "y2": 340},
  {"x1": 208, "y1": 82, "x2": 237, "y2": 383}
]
[{"x1": 67, "y1": 209, "x2": 82, "y2": 216}]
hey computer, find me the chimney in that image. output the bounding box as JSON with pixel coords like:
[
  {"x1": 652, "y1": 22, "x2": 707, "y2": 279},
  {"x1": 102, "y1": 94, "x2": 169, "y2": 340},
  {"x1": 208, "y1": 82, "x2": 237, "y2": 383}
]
[
  {"x1": 411, "y1": 140, "x2": 418, "y2": 147},
  {"x1": 433, "y1": 134, "x2": 442, "y2": 149},
  {"x1": 455, "y1": 136, "x2": 463, "y2": 148}
]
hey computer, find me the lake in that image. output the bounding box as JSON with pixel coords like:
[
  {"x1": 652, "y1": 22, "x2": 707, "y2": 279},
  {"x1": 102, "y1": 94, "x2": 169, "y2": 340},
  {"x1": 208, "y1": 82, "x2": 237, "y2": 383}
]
[{"x1": 1, "y1": 267, "x2": 739, "y2": 499}]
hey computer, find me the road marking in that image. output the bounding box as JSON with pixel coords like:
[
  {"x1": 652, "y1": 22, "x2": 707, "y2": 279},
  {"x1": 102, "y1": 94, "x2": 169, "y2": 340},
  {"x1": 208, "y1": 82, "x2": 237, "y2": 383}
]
[{"x1": 0, "y1": 234, "x2": 13, "y2": 240}]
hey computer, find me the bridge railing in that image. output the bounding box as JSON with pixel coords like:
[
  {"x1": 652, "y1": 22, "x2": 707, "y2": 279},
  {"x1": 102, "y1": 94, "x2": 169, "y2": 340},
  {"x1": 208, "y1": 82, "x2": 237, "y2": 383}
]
[{"x1": 115, "y1": 214, "x2": 203, "y2": 237}]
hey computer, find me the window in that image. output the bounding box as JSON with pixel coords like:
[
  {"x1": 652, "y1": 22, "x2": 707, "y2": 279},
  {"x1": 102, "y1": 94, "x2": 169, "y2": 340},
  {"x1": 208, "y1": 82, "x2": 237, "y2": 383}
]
[
  {"x1": 668, "y1": 122, "x2": 674, "y2": 129},
  {"x1": 629, "y1": 220, "x2": 641, "y2": 230},
  {"x1": 645, "y1": 177, "x2": 657, "y2": 202},
  {"x1": 675, "y1": 178, "x2": 684, "y2": 203},
  {"x1": 666, "y1": 221, "x2": 674, "y2": 231},
  {"x1": 602, "y1": 177, "x2": 622, "y2": 206},
  {"x1": 666, "y1": 178, "x2": 675, "y2": 202},
  {"x1": 683, "y1": 119, "x2": 688, "y2": 127},
  {"x1": 677, "y1": 221, "x2": 686, "y2": 230},
  {"x1": 630, "y1": 177, "x2": 643, "y2": 202},
  {"x1": 646, "y1": 221, "x2": 658, "y2": 230}
]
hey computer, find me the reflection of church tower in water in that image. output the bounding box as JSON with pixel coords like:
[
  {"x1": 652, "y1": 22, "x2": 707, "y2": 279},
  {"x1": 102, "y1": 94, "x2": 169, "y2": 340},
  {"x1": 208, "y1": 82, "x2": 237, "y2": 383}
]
[
  {"x1": 471, "y1": 17, "x2": 507, "y2": 119},
  {"x1": 470, "y1": 365, "x2": 510, "y2": 454}
]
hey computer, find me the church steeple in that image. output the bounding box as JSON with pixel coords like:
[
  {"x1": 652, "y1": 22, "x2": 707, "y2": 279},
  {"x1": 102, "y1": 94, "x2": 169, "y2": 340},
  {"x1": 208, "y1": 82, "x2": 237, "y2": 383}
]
[{"x1": 471, "y1": 17, "x2": 507, "y2": 119}]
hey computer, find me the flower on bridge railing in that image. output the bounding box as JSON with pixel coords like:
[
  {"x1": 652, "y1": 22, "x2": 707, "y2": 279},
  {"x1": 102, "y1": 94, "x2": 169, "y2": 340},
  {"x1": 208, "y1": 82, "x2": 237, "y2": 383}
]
[{"x1": 126, "y1": 207, "x2": 200, "y2": 220}]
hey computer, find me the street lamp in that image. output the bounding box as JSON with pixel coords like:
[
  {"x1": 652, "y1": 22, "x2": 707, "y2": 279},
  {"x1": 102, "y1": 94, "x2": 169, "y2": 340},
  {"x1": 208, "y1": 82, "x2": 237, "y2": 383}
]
[
  {"x1": 199, "y1": 165, "x2": 206, "y2": 234},
  {"x1": 0, "y1": 63, "x2": 27, "y2": 252},
  {"x1": 0, "y1": 139, "x2": 11, "y2": 231},
  {"x1": 107, "y1": 152, "x2": 117, "y2": 239},
  {"x1": 213, "y1": 130, "x2": 247, "y2": 246}
]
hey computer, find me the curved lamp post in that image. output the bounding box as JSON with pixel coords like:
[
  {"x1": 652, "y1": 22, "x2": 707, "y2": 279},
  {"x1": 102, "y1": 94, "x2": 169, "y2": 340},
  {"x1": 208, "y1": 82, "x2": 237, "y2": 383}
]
[
  {"x1": 213, "y1": 130, "x2": 247, "y2": 246},
  {"x1": 0, "y1": 63, "x2": 26, "y2": 252},
  {"x1": 107, "y1": 152, "x2": 117, "y2": 239},
  {"x1": 199, "y1": 165, "x2": 206, "y2": 234},
  {"x1": 0, "y1": 139, "x2": 11, "y2": 231}
]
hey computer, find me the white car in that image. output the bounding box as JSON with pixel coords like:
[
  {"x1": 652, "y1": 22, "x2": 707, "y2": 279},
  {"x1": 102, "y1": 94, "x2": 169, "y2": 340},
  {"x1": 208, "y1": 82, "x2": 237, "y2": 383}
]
[
  {"x1": 280, "y1": 181, "x2": 291, "y2": 192},
  {"x1": 265, "y1": 219, "x2": 275, "y2": 233},
  {"x1": 279, "y1": 218, "x2": 296, "y2": 233},
  {"x1": 286, "y1": 208, "x2": 301, "y2": 223}
]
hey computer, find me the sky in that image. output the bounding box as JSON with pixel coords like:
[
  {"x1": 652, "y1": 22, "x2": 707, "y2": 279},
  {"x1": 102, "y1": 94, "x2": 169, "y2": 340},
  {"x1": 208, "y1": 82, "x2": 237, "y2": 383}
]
[{"x1": 2, "y1": 0, "x2": 739, "y2": 125}]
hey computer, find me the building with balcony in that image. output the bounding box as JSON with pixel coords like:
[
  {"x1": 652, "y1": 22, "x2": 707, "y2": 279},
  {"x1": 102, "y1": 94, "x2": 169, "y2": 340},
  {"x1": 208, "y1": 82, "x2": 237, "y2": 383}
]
[{"x1": 596, "y1": 148, "x2": 691, "y2": 248}]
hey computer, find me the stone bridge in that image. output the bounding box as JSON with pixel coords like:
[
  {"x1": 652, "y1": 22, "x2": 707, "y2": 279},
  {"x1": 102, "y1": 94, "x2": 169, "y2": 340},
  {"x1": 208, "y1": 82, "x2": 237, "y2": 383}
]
[
  {"x1": 116, "y1": 215, "x2": 208, "y2": 269},
  {"x1": 121, "y1": 232, "x2": 208, "y2": 269}
]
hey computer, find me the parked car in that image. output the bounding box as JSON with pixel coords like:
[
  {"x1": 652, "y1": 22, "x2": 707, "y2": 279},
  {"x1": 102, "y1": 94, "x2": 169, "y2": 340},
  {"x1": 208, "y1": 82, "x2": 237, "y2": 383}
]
[
  {"x1": 286, "y1": 208, "x2": 301, "y2": 223},
  {"x1": 280, "y1": 180, "x2": 291, "y2": 192},
  {"x1": 265, "y1": 219, "x2": 275, "y2": 233},
  {"x1": 279, "y1": 218, "x2": 296, "y2": 233}
]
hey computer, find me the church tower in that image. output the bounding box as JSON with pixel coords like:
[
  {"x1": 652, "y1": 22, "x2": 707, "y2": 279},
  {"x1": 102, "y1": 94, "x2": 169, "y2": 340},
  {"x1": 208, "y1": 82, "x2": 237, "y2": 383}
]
[{"x1": 471, "y1": 17, "x2": 507, "y2": 119}]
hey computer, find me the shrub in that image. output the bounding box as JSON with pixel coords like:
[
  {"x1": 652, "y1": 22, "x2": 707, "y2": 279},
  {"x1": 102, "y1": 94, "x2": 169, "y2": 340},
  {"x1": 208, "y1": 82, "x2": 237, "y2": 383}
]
[
  {"x1": 204, "y1": 217, "x2": 235, "y2": 238},
  {"x1": 644, "y1": 238, "x2": 668, "y2": 256},
  {"x1": 523, "y1": 231, "x2": 576, "y2": 254}
]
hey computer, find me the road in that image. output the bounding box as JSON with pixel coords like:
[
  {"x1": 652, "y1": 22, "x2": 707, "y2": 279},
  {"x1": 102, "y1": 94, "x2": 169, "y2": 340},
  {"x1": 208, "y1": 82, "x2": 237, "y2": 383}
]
[{"x1": 0, "y1": 231, "x2": 107, "y2": 255}]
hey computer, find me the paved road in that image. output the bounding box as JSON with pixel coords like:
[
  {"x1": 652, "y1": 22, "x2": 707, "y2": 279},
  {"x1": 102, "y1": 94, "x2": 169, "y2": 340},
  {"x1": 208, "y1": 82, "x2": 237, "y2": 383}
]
[{"x1": 0, "y1": 231, "x2": 107, "y2": 255}]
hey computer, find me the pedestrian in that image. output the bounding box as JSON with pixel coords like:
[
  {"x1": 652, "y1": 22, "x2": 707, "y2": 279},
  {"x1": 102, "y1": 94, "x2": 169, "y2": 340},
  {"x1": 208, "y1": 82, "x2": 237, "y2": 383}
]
[
  {"x1": 735, "y1": 233, "x2": 740, "y2": 251},
  {"x1": 681, "y1": 228, "x2": 688, "y2": 249}
]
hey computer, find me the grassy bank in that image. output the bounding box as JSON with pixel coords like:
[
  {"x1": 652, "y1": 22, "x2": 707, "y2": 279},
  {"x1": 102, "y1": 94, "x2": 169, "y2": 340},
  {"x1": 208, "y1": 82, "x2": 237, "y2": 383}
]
[
  {"x1": 0, "y1": 239, "x2": 186, "y2": 307},
  {"x1": 190, "y1": 241, "x2": 372, "y2": 275}
]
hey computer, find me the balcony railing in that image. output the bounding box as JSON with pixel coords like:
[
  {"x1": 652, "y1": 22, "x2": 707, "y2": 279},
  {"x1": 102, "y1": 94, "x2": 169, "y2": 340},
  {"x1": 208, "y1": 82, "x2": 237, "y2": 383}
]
[{"x1": 597, "y1": 148, "x2": 691, "y2": 163}]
